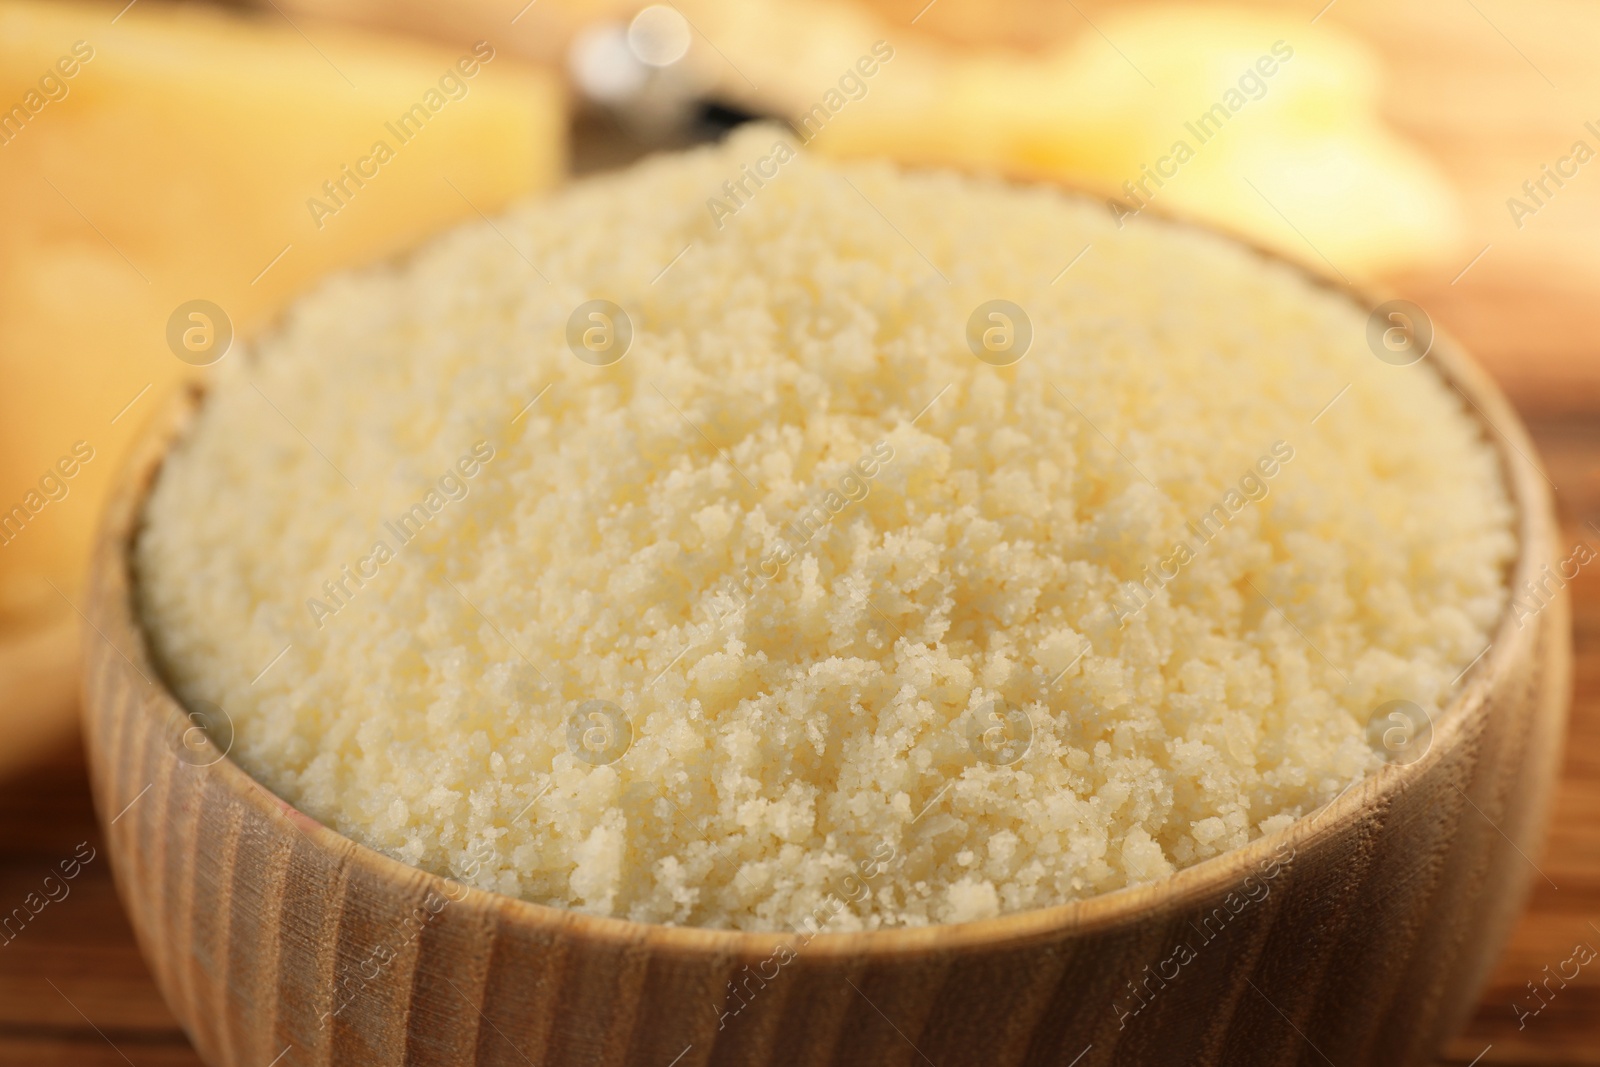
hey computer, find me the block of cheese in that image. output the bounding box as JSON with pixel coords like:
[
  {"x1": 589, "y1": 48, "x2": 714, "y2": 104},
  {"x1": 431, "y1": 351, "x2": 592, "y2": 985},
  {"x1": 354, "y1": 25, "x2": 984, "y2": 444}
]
[
  {"x1": 0, "y1": 0, "x2": 564, "y2": 767},
  {"x1": 0, "y1": 0, "x2": 565, "y2": 625},
  {"x1": 655, "y1": 0, "x2": 1462, "y2": 276},
  {"x1": 269, "y1": 0, "x2": 1459, "y2": 277}
]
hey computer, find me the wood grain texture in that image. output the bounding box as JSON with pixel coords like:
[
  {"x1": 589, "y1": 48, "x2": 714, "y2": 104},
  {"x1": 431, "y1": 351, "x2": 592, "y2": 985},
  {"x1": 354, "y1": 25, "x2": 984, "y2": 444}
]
[{"x1": 73, "y1": 259, "x2": 1569, "y2": 1067}]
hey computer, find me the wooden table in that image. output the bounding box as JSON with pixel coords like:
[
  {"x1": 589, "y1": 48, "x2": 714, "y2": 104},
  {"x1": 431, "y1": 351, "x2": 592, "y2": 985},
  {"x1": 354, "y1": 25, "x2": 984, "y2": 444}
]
[{"x1": 2, "y1": 0, "x2": 1598, "y2": 1061}]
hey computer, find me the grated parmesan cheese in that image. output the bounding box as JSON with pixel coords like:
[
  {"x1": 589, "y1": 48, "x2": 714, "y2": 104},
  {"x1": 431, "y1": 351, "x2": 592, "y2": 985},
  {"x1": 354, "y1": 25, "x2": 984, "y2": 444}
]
[{"x1": 135, "y1": 127, "x2": 1513, "y2": 930}]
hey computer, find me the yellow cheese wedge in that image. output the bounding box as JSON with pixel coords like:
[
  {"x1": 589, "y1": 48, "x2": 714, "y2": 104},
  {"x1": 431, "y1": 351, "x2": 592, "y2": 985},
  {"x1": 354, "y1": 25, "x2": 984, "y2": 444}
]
[
  {"x1": 271, "y1": 0, "x2": 1458, "y2": 276},
  {"x1": 656, "y1": 0, "x2": 1461, "y2": 277},
  {"x1": 0, "y1": 0, "x2": 565, "y2": 625},
  {"x1": 801, "y1": 5, "x2": 1459, "y2": 274}
]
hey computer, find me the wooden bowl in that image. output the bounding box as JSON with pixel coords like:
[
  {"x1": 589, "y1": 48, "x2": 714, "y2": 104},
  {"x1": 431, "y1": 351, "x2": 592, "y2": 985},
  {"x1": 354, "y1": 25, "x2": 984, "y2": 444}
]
[{"x1": 81, "y1": 262, "x2": 1569, "y2": 1066}]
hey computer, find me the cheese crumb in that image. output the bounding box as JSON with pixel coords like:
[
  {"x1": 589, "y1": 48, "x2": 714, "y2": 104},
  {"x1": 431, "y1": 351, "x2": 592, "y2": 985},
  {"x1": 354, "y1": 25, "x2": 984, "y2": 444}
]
[{"x1": 135, "y1": 127, "x2": 1513, "y2": 930}]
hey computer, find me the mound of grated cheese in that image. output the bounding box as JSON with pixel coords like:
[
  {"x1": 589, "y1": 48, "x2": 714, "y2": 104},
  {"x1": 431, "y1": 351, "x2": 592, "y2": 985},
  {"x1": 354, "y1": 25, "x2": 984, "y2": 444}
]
[{"x1": 135, "y1": 126, "x2": 1513, "y2": 930}]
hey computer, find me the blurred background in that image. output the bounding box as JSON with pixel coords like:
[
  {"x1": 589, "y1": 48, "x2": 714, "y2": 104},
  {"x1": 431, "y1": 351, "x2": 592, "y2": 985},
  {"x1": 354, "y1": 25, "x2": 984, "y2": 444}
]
[{"x1": 0, "y1": 0, "x2": 1595, "y2": 1062}]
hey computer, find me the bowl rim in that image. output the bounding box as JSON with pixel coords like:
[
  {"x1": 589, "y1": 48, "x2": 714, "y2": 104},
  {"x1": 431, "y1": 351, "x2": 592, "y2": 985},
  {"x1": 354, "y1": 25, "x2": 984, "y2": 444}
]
[{"x1": 96, "y1": 175, "x2": 1556, "y2": 961}]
